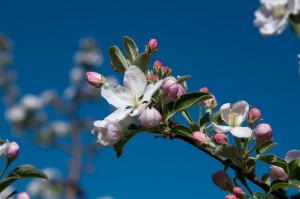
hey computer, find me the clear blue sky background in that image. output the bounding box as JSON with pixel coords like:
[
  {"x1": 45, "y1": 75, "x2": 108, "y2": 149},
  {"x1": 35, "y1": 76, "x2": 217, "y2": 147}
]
[{"x1": 1, "y1": 0, "x2": 300, "y2": 198}]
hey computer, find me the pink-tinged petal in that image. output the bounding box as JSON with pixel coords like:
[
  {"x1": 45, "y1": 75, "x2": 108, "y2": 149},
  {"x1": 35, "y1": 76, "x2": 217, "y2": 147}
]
[
  {"x1": 101, "y1": 82, "x2": 132, "y2": 109},
  {"x1": 104, "y1": 109, "x2": 128, "y2": 122},
  {"x1": 212, "y1": 122, "x2": 233, "y2": 133},
  {"x1": 124, "y1": 66, "x2": 147, "y2": 96},
  {"x1": 230, "y1": 127, "x2": 252, "y2": 138},
  {"x1": 220, "y1": 103, "x2": 231, "y2": 125},
  {"x1": 285, "y1": 150, "x2": 300, "y2": 163},
  {"x1": 143, "y1": 80, "x2": 163, "y2": 102},
  {"x1": 93, "y1": 120, "x2": 106, "y2": 128},
  {"x1": 231, "y1": 101, "x2": 249, "y2": 125}
]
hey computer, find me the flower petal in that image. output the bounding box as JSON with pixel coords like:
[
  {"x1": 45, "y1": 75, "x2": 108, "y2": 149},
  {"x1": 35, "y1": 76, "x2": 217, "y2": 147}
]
[
  {"x1": 124, "y1": 65, "x2": 147, "y2": 96},
  {"x1": 101, "y1": 82, "x2": 132, "y2": 109},
  {"x1": 285, "y1": 150, "x2": 300, "y2": 163},
  {"x1": 220, "y1": 103, "x2": 231, "y2": 125},
  {"x1": 142, "y1": 80, "x2": 163, "y2": 102},
  {"x1": 104, "y1": 109, "x2": 129, "y2": 122},
  {"x1": 231, "y1": 101, "x2": 249, "y2": 125},
  {"x1": 230, "y1": 127, "x2": 252, "y2": 138},
  {"x1": 212, "y1": 122, "x2": 233, "y2": 133}
]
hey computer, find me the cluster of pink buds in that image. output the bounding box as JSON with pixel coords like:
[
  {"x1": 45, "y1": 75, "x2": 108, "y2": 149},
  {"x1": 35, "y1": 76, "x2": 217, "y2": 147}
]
[
  {"x1": 224, "y1": 187, "x2": 246, "y2": 199},
  {"x1": 162, "y1": 77, "x2": 186, "y2": 101},
  {"x1": 152, "y1": 60, "x2": 172, "y2": 79}
]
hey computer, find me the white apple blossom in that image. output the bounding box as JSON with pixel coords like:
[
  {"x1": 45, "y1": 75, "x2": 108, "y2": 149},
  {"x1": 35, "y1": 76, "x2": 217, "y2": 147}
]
[
  {"x1": 101, "y1": 65, "x2": 163, "y2": 121},
  {"x1": 212, "y1": 101, "x2": 252, "y2": 138},
  {"x1": 0, "y1": 141, "x2": 8, "y2": 157},
  {"x1": 254, "y1": 0, "x2": 300, "y2": 36}
]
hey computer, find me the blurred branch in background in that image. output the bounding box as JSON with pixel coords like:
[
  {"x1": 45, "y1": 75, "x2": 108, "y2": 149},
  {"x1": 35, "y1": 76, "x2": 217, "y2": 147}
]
[{"x1": 1, "y1": 33, "x2": 108, "y2": 199}]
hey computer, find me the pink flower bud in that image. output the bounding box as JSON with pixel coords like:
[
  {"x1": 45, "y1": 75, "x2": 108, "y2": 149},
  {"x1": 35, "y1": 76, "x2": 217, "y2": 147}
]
[
  {"x1": 248, "y1": 108, "x2": 261, "y2": 124},
  {"x1": 5, "y1": 142, "x2": 19, "y2": 161},
  {"x1": 205, "y1": 95, "x2": 217, "y2": 109},
  {"x1": 177, "y1": 84, "x2": 186, "y2": 97},
  {"x1": 147, "y1": 38, "x2": 158, "y2": 51},
  {"x1": 212, "y1": 170, "x2": 232, "y2": 191},
  {"x1": 270, "y1": 165, "x2": 288, "y2": 180},
  {"x1": 153, "y1": 60, "x2": 163, "y2": 69},
  {"x1": 162, "y1": 77, "x2": 180, "y2": 101},
  {"x1": 200, "y1": 87, "x2": 209, "y2": 93},
  {"x1": 225, "y1": 194, "x2": 238, "y2": 199},
  {"x1": 213, "y1": 133, "x2": 228, "y2": 145},
  {"x1": 86, "y1": 72, "x2": 105, "y2": 87},
  {"x1": 163, "y1": 66, "x2": 171, "y2": 73},
  {"x1": 255, "y1": 123, "x2": 273, "y2": 144},
  {"x1": 139, "y1": 107, "x2": 162, "y2": 128},
  {"x1": 233, "y1": 187, "x2": 245, "y2": 198},
  {"x1": 193, "y1": 131, "x2": 206, "y2": 145},
  {"x1": 17, "y1": 192, "x2": 30, "y2": 199},
  {"x1": 147, "y1": 74, "x2": 158, "y2": 82}
]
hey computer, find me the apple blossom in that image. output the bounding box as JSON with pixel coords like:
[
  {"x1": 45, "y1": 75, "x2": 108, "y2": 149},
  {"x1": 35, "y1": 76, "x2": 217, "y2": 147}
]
[
  {"x1": 213, "y1": 133, "x2": 228, "y2": 145},
  {"x1": 100, "y1": 65, "x2": 163, "y2": 121},
  {"x1": 269, "y1": 165, "x2": 289, "y2": 180},
  {"x1": 92, "y1": 120, "x2": 123, "y2": 146},
  {"x1": 162, "y1": 76, "x2": 183, "y2": 101},
  {"x1": 211, "y1": 101, "x2": 252, "y2": 138},
  {"x1": 5, "y1": 141, "x2": 19, "y2": 161},
  {"x1": 139, "y1": 107, "x2": 162, "y2": 128},
  {"x1": 212, "y1": 170, "x2": 232, "y2": 191},
  {"x1": 255, "y1": 123, "x2": 273, "y2": 143}
]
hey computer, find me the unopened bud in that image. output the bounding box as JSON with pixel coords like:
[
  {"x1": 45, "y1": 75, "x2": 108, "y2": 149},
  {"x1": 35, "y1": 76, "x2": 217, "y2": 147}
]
[
  {"x1": 200, "y1": 87, "x2": 209, "y2": 93},
  {"x1": 225, "y1": 194, "x2": 238, "y2": 199},
  {"x1": 204, "y1": 95, "x2": 217, "y2": 110},
  {"x1": 162, "y1": 77, "x2": 180, "y2": 101},
  {"x1": 255, "y1": 123, "x2": 272, "y2": 144},
  {"x1": 86, "y1": 72, "x2": 106, "y2": 87},
  {"x1": 153, "y1": 60, "x2": 163, "y2": 69},
  {"x1": 212, "y1": 170, "x2": 232, "y2": 191},
  {"x1": 17, "y1": 192, "x2": 30, "y2": 199},
  {"x1": 248, "y1": 108, "x2": 261, "y2": 124},
  {"x1": 6, "y1": 142, "x2": 19, "y2": 161},
  {"x1": 233, "y1": 187, "x2": 246, "y2": 199},
  {"x1": 213, "y1": 133, "x2": 228, "y2": 145},
  {"x1": 193, "y1": 131, "x2": 206, "y2": 145},
  {"x1": 177, "y1": 84, "x2": 186, "y2": 97},
  {"x1": 147, "y1": 38, "x2": 158, "y2": 51},
  {"x1": 139, "y1": 107, "x2": 162, "y2": 128},
  {"x1": 270, "y1": 165, "x2": 288, "y2": 180},
  {"x1": 147, "y1": 74, "x2": 159, "y2": 82}
]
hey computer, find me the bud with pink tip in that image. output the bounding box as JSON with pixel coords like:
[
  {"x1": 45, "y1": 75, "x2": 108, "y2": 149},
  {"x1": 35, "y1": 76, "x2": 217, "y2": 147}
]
[
  {"x1": 17, "y1": 192, "x2": 30, "y2": 199},
  {"x1": 233, "y1": 187, "x2": 246, "y2": 199},
  {"x1": 225, "y1": 194, "x2": 238, "y2": 199},
  {"x1": 177, "y1": 84, "x2": 186, "y2": 97},
  {"x1": 162, "y1": 77, "x2": 180, "y2": 101},
  {"x1": 213, "y1": 133, "x2": 228, "y2": 145},
  {"x1": 212, "y1": 170, "x2": 232, "y2": 191},
  {"x1": 5, "y1": 142, "x2": 19, "y2": 161},
  {"x1": 255, "y1": 123, "x2": 273, "y2": 144},
  {"x1": 153, "y1": 60, "x2": 163, "y2": 69},
  {"x1": 270, "y1": 165, "x2": 288, "y2": 180},
  {"x1": 204, "y1": 95, "x2": 217, "y2": 110},
  {"x1": 86, "y1": 72, "x2": 106, "y2": 87},
  {"x1": 147, "y1": 38, "x2": 158, "y2": 51},
  {"x1": 200, "y1": 87, "x2": 209, "y2": 93},
  {"x1": 163, "y1": 66, "x2": 172, "y2": 77},
  {"x1": 139, "y1": 107, "x2": 162, "y2": 128},
  {"x1": 192, "y1": 131, "x2": 206, "y2": 145},
  {"x1": 147, "y1": 74, "x2": 159, "y2": 82},
  {"x1": 248, "y1": 108, "x2": 261, "y2": 125}
]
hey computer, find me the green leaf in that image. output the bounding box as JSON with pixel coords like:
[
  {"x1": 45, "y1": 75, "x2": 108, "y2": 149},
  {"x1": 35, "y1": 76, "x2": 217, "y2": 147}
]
[
  {"x1": 189, "y1": 122, "x2": 200, "y2": 132},
  {"x1": 245, "y1": 159, "x2": 256, "y2": 173},
  {"x1": 171, "y1": 125, "x2": 193, "y2": 138},
  {"x1": 213, "y1": 144, "x2": 242, "y2": 161},
  {"x1": 109, "y1": 46, "x2": 129, "y2": 74},
  {"x1": 262, "y1": 174, "x2": 271, "y2": 186},
  {"x1": 0, "y1": 164, "x2": 47, "y2": 192},
  {"x1": 253, "y1": 192, "x2": 264, "y2": 199},
  {"x1": 123, "y1": 36, "x2": 139, "y2": 63},
  {"x1": 236, "y1": 172, "x2": 253, "y2": 195},
  {"x1": 176, "y1": 75, "x2": 191, "y2": 84},
  {"x1": 256, "y1": 141, "x2": 277, "y2": 155},
  {"x1": 132, "y1": 52, "x2": 152, "y2": 74},
  {"x1": 113, "y1": 133, "x2": 136, "y2": 158},
  {"x1": 288, "y1": 158, "x2": 300, "y2": 180},
  {"x1": 200, "y1": 112, "x2": 210, "y2": 128},
  {"x1": 255, "y1": 154, "x2": 288, "y2": 173},
  {"x1": 289, "y1": 14, "x2": 300, "y2": 37},
  {"x1": 167, "y1": 92, "x2": 212, "y2": 119}
]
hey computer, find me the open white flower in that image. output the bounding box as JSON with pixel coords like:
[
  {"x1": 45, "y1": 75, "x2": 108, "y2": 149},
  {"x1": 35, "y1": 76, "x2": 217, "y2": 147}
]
[
  {"x1": 101, "y1": 65, "x2": 163, "y2": 121},
  {"x1": 254, "y1": 0, "x2": 300, "y2": 35},
  {"x1": 212, "y1": 101, "x2": 252, "y2": 138}
]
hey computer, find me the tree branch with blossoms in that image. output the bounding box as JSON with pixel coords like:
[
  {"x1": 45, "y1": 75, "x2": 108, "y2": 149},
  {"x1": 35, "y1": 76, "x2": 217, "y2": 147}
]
[{"x1": 87, "y1": 36, "x2": 300, "y2": 199}]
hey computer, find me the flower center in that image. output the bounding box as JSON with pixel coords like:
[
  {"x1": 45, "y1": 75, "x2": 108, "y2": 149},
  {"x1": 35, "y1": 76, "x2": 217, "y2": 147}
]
[
  {"x1": 228, "y1": 113, "x2": 239, "y2": 127},
  {"x1": 272, "y1": 6, "x2": 287, "y2": 17}
]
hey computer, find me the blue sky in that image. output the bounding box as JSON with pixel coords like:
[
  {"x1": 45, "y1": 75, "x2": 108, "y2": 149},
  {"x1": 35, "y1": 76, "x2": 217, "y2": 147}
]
[{"x1": 1, "y1": 0, "x2": 300, "y2": 198}]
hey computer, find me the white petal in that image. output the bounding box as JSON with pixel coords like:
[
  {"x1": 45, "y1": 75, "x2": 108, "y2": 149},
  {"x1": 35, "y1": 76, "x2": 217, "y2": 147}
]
[
  {"x1": 211, "y1": 122, "x2": 233, "y2": 133},
  {"x1": 94, "y1": 120, "x2": 106, "y2": 128},
  {"x1": 285, "y1": 150, "x2": 300, "y2": 163},
  {"x1": 128, "y1": 103, "x2": 148, "y2": 117},
  {"x1": 101, "y1": 82, "x2": 132, "y2": 109},
  {"x1": 220, "y1": 103, "x2": 231, "y2": 125},
  {"x1": 231, "y1": 101, "x2": 249, "y2": 125},
  {"x1": 124, "y1": 65, "x2": 147, "y2": 96},
  {"x1": 142, "y1": 80, "x2": 163, "y2": 102},
  {"x1": 230, "y1": 127, "x2": 252, "y2": 138},
  {"x1": 104, "y1": 109, "x2": 129, "y2": 122}
]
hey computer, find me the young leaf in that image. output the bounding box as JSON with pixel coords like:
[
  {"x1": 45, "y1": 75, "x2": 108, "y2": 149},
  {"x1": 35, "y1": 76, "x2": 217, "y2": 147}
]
[
  {"x1": 288, "y1": 158, "x2": 300, "y2": 180},
  {"x1": 132, "y1": 52, "x2": 151, "y2": 74},
  {"x1": 200, "y1": 112, "x2": 210, "y2": 128},
  {"x1": 262, "y1": 174, "x2": 271, "y2": 186},
  {"x1": 176, "y1": 75, "x2": 191, "y2": 84},
  {"x1": 113, "y1": 133, "x2": 136, "y2": 158},
  {"x1": 213, "y1": 144, "x2": 242, "y2": 162},
  {"x1": 167, "y1": 92, "x2": 212, "y2": 119},
  {"x1": 171, "y1": 125, "x2": 193, "y2": 138},
  {"x1": 109, "y1": 46, "x2": 129, "y2": 74},
  {"x1": 256, "y1": 141, "x2": 277, "y2": 155},
  {"x1": 123, "y1": 36, "x2": 139, "y2": 63},
  {"x1": 0, "y1": 164, "x2": 47, "y2": 192},
  {"x1": 255, "y1": 154, "x2": 288, "y2": 173},
  {"x1": 253, "y1": 192, "x2": 264, "y2": 199},
  {"x1": 289, "y1": 14, "x2": 300, "y2": 38}
]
